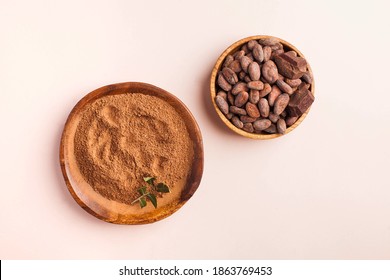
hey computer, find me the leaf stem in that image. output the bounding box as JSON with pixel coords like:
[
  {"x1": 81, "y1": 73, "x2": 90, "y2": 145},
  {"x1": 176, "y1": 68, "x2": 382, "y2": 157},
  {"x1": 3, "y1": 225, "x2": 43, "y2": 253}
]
[{"x1": 131, "y1": 192, "x2": 150, "y2": 205}]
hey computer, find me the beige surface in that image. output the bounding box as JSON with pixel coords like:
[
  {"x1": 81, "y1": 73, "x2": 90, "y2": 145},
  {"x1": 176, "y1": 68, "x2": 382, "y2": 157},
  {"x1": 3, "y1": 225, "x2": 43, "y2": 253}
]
[{"x1": 1, "y1": 0, "x2": 389, "y2": 259}]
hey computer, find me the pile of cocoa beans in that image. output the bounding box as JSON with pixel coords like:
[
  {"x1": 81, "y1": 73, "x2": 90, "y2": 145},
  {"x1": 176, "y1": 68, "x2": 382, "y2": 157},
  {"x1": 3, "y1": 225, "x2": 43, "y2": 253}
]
[{"x1": 214, "y1": 37, "x2": 314, "y2": 134}]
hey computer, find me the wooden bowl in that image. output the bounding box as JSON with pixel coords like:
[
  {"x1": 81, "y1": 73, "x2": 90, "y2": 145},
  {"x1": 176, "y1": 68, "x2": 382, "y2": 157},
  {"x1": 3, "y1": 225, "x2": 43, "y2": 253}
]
[
  {"x1": 210, "y1": 35, "x2": 315, "y2": 139},
  {"x1": 60, "y1": 82, "x2": 204, "y2": 224}
]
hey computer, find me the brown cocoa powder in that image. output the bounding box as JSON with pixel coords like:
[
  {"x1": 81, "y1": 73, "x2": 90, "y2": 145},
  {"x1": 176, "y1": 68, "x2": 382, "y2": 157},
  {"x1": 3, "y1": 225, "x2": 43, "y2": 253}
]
[{"x1": 73, "y1": 93, "x2": 194, "y2": 205}]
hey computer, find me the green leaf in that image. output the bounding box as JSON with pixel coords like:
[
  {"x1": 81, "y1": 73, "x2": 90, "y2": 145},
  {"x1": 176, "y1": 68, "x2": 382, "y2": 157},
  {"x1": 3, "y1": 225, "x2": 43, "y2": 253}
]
[
  {"x1": 147, "y1": 193, "x2": 157, "y2": 208},
  {"x1": 156, "y1": 183, "x2": 170, "y2": 193},
  {"x1": 138, "y1": 186, "x2": 147, "y2": 195},
  {"x1": 143, "y1": 177, "x2": 156, "y2": 185},
  {"x1": 139, "y1": 197, "x2": 147, "y2": 208}
]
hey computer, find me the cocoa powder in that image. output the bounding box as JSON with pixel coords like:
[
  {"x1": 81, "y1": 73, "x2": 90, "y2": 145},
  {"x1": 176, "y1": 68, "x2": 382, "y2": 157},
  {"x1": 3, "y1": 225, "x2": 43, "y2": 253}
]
[{"x1": 73, "y1": 93, "x2": 194, "y2": 205}]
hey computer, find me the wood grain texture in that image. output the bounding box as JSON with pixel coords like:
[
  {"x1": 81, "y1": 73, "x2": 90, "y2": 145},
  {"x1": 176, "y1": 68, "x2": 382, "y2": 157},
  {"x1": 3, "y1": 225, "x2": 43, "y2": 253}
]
[
  {"x1": 60, "y1": 82, "x2": 204, "y2": 224},
  {"x1": 210, "y1": 35, "x2": 315, "y2": 139}
]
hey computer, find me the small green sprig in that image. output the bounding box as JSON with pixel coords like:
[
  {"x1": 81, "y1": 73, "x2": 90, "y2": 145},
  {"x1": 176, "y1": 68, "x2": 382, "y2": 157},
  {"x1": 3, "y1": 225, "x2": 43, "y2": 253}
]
[{"x1": 131, "y1": 177, "x2": 170, "y2": 208}]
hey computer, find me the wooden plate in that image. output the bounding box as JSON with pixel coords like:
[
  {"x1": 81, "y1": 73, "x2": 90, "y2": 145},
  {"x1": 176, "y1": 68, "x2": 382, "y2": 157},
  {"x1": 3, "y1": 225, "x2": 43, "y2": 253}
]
[
  {"x1": 210, "y1": 35, "x2": 315, "y2": 139},
  {"x1": 60, "y1": 82, "x2": 204, "y2": 224}
]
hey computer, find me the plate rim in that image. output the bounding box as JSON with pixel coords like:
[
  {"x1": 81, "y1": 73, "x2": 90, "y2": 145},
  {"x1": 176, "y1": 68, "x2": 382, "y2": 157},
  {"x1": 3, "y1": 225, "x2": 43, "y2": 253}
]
[{"x1": 59, "y1": 82, "x2": 204, "y2": 224}]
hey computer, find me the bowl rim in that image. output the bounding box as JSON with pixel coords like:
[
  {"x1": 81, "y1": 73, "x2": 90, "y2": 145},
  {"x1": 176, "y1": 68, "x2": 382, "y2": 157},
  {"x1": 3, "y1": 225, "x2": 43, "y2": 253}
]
[{"x1": 210, "y1": 35, "x2": 315, "y2": 140}]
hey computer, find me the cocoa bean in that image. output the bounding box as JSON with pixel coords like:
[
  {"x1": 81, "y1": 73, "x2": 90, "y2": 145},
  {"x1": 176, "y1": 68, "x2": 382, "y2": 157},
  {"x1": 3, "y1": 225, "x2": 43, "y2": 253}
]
[
  {"x1": 253, "y1": 119, "x2": 272, "y2": 131},
  {"x1": 261, "y1": 60, "x2": 278, "y2": 84},
  {"x1": 241, "y1": 43, "x2": 250, "y2": 54},
  {"x1": 285, "y1": 78, "x2": 302, "y2": 88},
  {"x1": 273, "y1": 93, "x2": 290, "y2": 115},
  {"x1": 247, "y1": 40, "x2": 258, "y2": 50},
  {"x1": 276, "y1": 119, "x2": 287, "y2": 134},
  {"x1": 276, "y1": 79, "x2": 293, "y2": 94},
  {"x1": 234, "y1": 91, "x2": 249, "y2": 107},
  {"x1": 264, "y1": 124, "x2": 277, "y2": 134},
  {"x1": 240, "y1": 115, "x2": 257, "y2": 123},
  {"x1": 246, "y1": 102, "x2": 260, "y2": 118},
  {"x1": 228, "y1": 59, "x2": 242, "y2": 73},
  {"x1": 252, "y1": 44, "x2": 264, "y2": 63},
  {"x1": 218, "y1": 73, "x2": 232, "y2": 91},
  {"x1": 215, "y1": 95, "x2": 229, "y2": 115},
  {"x1": 258, "y1": 98, "x2": 270, "y2": 118},
  {"x1": 270, "y1": 42, "x2": 283, "y2": 51},
  {"x1": 223, "y1": 55, "x2": 234, "y2": 68},
  {"x1": 263, "y1": 46, "x2": 272, "y2": 62},
  {"x1": 217, "y1": 90, "x2": 227, "y2": 101},
  {"x1": 222, "y1": 67, "x2": 238, "y2": 85},
  {"x1": 258, "y1": 37, "x2": 279, "y2": 46},
  {"x1": 229, "y1": 105, "x2": 247, "y2": 115},
  {"x1": 238, "y1": 71, "x2": 246, "y2": 80},
  {"x1": 231, "y1": 82, "x2": 248, "y2": 95},
  {"x1": 271, "y1": 49, "x2": 284, "y2": 59},
  {"x1": 227, "y1": 91, "x2": 235, "y2": 105},
  {"x1": 299, "y1": 82, "x2": 311, "y2": 90},
  {"x1": 242, "y1": 123, "x2": 254, "y2": 133},
  {"x1": 286, "y1": 116, "x2": 298, "y2": 126},
  {"x1": 259, "y1": 83, "x2": 272, "y2": 97},
  {"x1": 234, "y1": 50, "x2": 245, "y2": 60},
  {"x1": 285, "y1": 51, "x2": 297, "y2": 57},
  {"x1": 268, "y1": 112, "x2": 280, "y2": 123},
  {"x1": 240, "y1": 56, "x2": 252, "y2": 73},
  {"x1": 268, "y1": 85, "x2": 281, "y2": 106},
  {"x1": 247, "y1": 81, "x2": 264, "y2": 90},
  {"x1": 231, "y1": 116, "x2": 243, "y2": 128},
  {"x1": 248, "y1": 62, "x2": 261, "y2": 81},
  {"x1": 217, "y1": 37, "x2": 314, "y2": 135},
  {"x1": 249, "y1": 89, "x2": 260, "y2": 104},
  {"x1": 301, "y1": 72, "x2": 312, "y2": 84},
  {"x1": 260, "y1": 75, "x2": 268, "y2": 84}
]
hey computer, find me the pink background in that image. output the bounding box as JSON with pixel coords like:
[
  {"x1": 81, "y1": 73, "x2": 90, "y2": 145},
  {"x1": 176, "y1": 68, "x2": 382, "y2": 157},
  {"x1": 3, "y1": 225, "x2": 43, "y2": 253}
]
[{"x1": 1, "y1": 0, "x2": 389, "y2": 259}]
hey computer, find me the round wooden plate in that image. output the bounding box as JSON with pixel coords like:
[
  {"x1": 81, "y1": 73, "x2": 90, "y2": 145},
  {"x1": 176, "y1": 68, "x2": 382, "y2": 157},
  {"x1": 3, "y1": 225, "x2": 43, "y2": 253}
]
[
  {"x1": 60, "y1": 82, "x2": 204, "y2": 224},
  {"x1": 210, "y1": 35, "x2": 315, "y2": 139}
]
